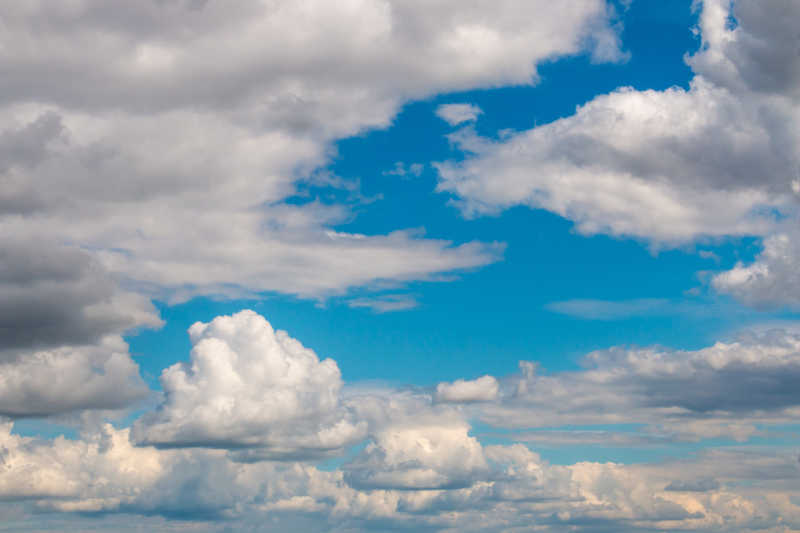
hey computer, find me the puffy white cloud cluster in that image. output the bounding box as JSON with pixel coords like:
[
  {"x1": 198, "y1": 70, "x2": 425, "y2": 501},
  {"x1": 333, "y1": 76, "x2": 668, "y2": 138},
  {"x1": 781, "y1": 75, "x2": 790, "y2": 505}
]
[
  {"x1": 344, "y1": 396, "x2": 490, "y2": 489},
  {"x1": 435, "y1": 0, "x2": 800, "y2": 305},
  {"x1": 1, "y1": 419, "x2": 798, "y2": 531},
  {"x1": 0, "y1": 310, "x2": 797, "y2": 530},
  {"x1": 132, "y1": 310, "x2": 366, "y2": 458}
]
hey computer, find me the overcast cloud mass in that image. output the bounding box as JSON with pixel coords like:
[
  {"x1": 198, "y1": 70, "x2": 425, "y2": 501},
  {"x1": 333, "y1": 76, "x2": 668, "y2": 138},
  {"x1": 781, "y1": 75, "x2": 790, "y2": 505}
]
[{"x1": 1, "y1": 0, "x2": 798, "y2": 531}]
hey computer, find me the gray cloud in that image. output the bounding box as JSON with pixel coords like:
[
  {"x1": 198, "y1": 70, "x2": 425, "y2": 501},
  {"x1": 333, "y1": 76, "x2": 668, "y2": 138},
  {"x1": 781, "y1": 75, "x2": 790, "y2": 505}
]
[
  {"x1": 0, "y1": 238, "x2": 161, "y2": 352},
  {"x1": 0, "y1": 336, "x2": 150, "y2": 417},
  {"x1": 480, "y1": 329, "x2": 800, "y2": 441},
  {"x1": 665, "y1": 478, "x2": 721, "y2": 492},
  {"x1": 0, "y1": 0, "x2": 624, "y2": 304}
]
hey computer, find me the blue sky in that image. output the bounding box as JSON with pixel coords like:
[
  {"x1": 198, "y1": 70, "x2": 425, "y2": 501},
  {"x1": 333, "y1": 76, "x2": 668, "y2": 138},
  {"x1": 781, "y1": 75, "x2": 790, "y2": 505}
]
[
  {"x1": 1, "y1": 0, "x2": 799, "y2": 531},
  {"x1": 127, "y1": 0, "x2": 791, "y2": 386}
]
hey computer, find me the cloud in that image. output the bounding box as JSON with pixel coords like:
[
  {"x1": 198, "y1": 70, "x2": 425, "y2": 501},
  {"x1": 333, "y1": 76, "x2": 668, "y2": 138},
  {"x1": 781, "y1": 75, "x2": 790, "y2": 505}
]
[
  {"x1": 0, "y1": 238, "x2": 161, "y2": 352},
  {"x1": 665, "y1": 478, "x2": 721, "y2": 492},
  {"x1": 480, "y1": 329, "x2": 800, "y2": 441},
  {"x1": 131, "y1": 310, "x2": 367, "y2": 458},
  {"x1": 0, "y1": 0, "x2": 623, "y2": 303},
  {"x1": 543, "y1": 297, "x2": 754, "y2": 321},
  {"x1": 383, "y1": 162, "x2": 424, "y2": 178},
  {"x1": 435, "y1": 375, "x2": 499, "y2": 403},
  {"x1": 713, "y1": 228, "x2": 800, "y2": 308},
  {"x1": 344, "y1": 396, "x2": 491, "y2": 490},
  {"x1": 347, "y1": 293, "x2": 421, "y2": 313},
  {"x1": 436, "y1": 0, "x2": 800, "y2": 244},
  {"x1": 2, "y1": 420, "x2": 798, "y2": 531},
  {"x1": 544, "y1": 298, "x2": 674, "y2": 320},
  {"x1": 0, "y1": 336, "x2": 149, "y2": 417},
  {"x1": 1, "y1": 316, "x2": 799, "y2": 529},
  {"x1": 435, "y1": 103, "x2": 483, "y2": 126}
]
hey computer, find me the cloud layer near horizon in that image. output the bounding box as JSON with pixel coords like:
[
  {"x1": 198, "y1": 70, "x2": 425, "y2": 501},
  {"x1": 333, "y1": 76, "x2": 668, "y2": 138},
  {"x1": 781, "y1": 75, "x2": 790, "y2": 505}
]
[{"x1": 2, "y1": 310, "x2": 799, "y2": 531}]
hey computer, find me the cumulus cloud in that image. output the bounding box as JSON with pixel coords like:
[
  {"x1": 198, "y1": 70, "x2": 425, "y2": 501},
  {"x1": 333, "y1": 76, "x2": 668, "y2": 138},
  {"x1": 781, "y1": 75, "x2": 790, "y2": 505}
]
[
  {"x1": 481, "y1": 329, "x2": 800, "y2": 441},
  {"x1": 0, "y1": 336, "x2": 149, "y2": 417},
  {"x1": 434, "y1": 375, "x2": 499, "y2": 403},
  {"x1": 436, "y1": 0, "x2": 800, "y2": 244},
  {"x1": 344, "y1": 396, "x2": 491, "y2": 490},
  {"x1": 131, "y1": 311, "x2": 367, "y2": 458},
  {"x1": 1, "y1": 316, "x2": 799, "y2": 530},
  {"x1": 1, "y1": 420, "x2": 798, "y2": 532},
  {"x1": 435, "y1": 103, "x2": 483, "y2": 126}
]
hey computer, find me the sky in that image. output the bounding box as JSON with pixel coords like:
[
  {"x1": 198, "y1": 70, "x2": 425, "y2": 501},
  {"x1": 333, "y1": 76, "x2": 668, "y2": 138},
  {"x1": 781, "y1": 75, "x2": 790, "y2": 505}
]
[{"x1": 0, "y1": 0, "x2": 799, "y2": 531}]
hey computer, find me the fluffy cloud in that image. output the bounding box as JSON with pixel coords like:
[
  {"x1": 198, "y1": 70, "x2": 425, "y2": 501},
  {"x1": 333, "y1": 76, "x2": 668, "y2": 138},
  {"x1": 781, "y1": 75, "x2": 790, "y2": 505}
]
[
  {"x1": 0, "y1": 0, "x2": 625, "y2": 431},
  {"x1": 434, "y1": 375, "x2": 499, "y2": 403},
  {"x1": 344, "y1": 396, "x2": 490, "y2": 489},
  {"x1": 712, "y1": 228, "x2": 800, "y2": 308},
  {"x1": 1, "y1": 420, "x2": 798, "y2": 532},
  {"x1": 0, "y1": 336, "x2": 149, "y2": 417},
  {"x1": 0, "y1": 237, "x2": 161, "y2": 351},
  {"x1": 436, "y1": 0, "x2": 800, "y2": 244},
  {"x1": 480, "y1": 329, "x2": 800, "y2": 442},
  {"x1": 0, "y1": 0, "x2": 624, "y2": 302},
  {"x1": 131, "y1": 310, "x2": 367, "y2": 458},
  {"x1": 2, "y1": 316, "x2": 799, "y2": 530}
]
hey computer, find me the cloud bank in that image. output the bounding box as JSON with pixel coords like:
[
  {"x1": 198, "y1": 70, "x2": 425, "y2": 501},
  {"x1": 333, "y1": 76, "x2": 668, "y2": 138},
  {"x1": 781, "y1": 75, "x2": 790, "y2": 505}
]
[{"x1": 1, "y1": 311, "x2": 799, "y2": 531}]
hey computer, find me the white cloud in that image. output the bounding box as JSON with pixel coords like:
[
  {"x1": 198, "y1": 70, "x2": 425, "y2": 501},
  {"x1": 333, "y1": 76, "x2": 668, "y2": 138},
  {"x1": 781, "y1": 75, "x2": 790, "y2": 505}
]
[
  {"x1": 435, "y1": 375, "x2": 499, "y2": 403},
  {"x1": 0, "y1": 316, "x2": 798, "y2": 530},
  {"x1": 2, "y1": 420, "x2": 798, "y2": 531},
  {"x1": 383, "y1": 162, "x2": 424, "y2": 178},
  {"x1": 435, "y1": 103, "x2": 484, "y2": 126},
  {"x1": 713, "y1": 228, "x2": 800, "y2": 308},
  {"x1": 0, "y1": 0, "x2": 623, "y2": 303},
  {"x1": 344, "y1": 396, "x2": 491, "y2": 490},
  {"x1": 131, "y1": 310, "x2": 367, "y2": 457},
  {"x1": 436, "y1": 0, "x2": 800, "y2": 244},
  {"x1": 0, "y1": 336, "x2": 149, "y2": 417}
]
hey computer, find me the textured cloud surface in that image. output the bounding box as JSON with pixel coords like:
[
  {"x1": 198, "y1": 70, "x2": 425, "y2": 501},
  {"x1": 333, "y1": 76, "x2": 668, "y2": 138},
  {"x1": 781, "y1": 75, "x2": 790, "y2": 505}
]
[
  {"x1": 0, "y1": 0, "x2": 623, "y2": 301},
  {"x1": 2, "y1": 312, "x2": 799, "y2": 531},
  {"x1": 482, "y1": 329, "x2": 800, "y2": 442},
  {"x1": 132, "y1": 311, "x2": 366, "y2": 457},
  {"x1": 0, "y1": 336, "x2": 149, "y2": 417},
  {"x1": 3, "y1": 0, "x2": 799, "y2": 530},
  {"x1": 436, "y1": 0, "x2": 800, "y2": 244}
]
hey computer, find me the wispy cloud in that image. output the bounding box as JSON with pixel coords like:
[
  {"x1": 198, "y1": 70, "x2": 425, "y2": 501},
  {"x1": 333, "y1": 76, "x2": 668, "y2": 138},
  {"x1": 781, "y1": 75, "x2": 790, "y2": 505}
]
[{"x1": 347, "y1": 294, "x2": 421, "y2": 313}]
